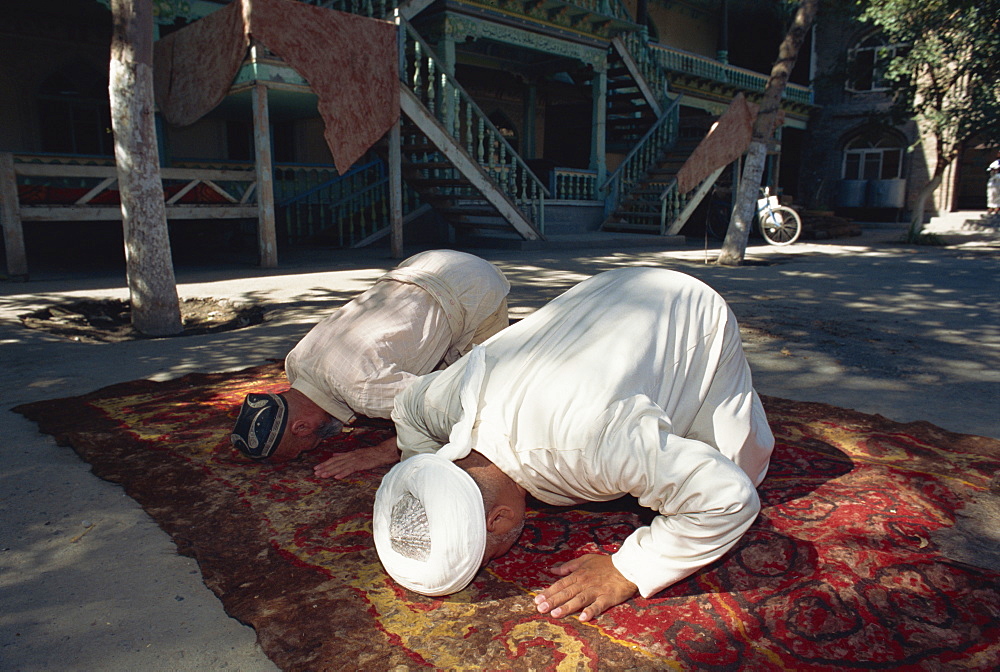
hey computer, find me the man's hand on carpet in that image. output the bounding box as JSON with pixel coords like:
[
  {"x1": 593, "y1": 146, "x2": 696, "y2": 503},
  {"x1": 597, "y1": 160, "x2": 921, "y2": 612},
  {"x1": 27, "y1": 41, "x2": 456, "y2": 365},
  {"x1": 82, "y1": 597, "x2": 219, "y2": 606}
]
[
  {"x1": 533, "y1": 554, "x2": 638, "y2": 622},
  {"x1": 314, "y1": 436, "x2": 399, "y2": 479}
]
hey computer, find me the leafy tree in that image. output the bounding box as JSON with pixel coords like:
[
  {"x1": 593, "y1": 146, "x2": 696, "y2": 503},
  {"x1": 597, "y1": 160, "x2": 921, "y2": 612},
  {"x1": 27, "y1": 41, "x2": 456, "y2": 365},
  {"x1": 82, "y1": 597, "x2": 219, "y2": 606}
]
[
  {"x1": 860, "y1": 0, "x2": 1000, "y2": 241},
  {"x1": 718, "y1": 0, "x2": 820, "y2": 266},
  {"x1": 109, "y1": 0, "x2": 182, "y2": 335}
]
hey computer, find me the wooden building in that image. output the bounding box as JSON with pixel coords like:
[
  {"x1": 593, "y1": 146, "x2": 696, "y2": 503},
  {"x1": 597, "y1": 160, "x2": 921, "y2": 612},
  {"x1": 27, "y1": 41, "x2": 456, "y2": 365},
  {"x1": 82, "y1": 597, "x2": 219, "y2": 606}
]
[{"x1": 1, "y1": 0, "x2": 817, "y2": 276}]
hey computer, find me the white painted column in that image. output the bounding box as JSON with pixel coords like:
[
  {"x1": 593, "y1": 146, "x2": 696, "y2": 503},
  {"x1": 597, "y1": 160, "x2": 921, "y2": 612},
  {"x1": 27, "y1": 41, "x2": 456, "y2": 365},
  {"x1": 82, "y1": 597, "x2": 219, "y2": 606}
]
[
  {"x1": 590, "y1": 63, "x2": 608, "y2": 193},
  {"x1": 252, "y1": 83, "x2": 278, "y2": 268},
  {"x1": 0, "y1": 152, "x2": 27, "y2": 280},
  {"x1": 389, "y1": 119, "x2": 403, "y2": 258}
]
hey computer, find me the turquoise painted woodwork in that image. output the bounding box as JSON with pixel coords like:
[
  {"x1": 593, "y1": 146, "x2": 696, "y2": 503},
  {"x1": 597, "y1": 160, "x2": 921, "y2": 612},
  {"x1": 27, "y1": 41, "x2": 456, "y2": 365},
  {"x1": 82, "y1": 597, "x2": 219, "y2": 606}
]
[
  {"x1": 401, "y1": 19, "x2": 548, "y2": 232},
  {"x1": 602, "y1": 95, "x2": 681, "y2": 226}
]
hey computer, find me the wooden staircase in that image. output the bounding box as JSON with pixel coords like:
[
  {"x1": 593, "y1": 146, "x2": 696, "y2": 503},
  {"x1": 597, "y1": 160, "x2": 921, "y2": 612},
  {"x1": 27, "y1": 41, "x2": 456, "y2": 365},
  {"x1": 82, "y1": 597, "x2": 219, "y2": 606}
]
[
  {"x1": 597, "y1": 36, "x2": 725, "y2": 236},
  {"x1": 605, "y1": 36, "x2": 663, "y2": 151},
  {"x1": 603, "y1": 134, "x2": 700, "y2": 232},
  {"x1": 391, "y1": 21, "x2": 547, "y2": 243},
  {"x1": 396, "y1": 87, "x2": 543, "y2": 242}
]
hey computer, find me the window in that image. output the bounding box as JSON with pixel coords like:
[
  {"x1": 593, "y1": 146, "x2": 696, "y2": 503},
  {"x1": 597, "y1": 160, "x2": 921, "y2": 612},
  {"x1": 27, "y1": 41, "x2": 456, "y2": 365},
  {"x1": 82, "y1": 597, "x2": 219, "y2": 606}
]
[
  {"x1": 37, "y1": 65, "x2": 113, "y2": 155},
  {"x1": 842, "y1": 134, "x2": 904, "y2": 180},
  {"x1": 846, "y1": 34, "x2": 898, "y2": 93}
]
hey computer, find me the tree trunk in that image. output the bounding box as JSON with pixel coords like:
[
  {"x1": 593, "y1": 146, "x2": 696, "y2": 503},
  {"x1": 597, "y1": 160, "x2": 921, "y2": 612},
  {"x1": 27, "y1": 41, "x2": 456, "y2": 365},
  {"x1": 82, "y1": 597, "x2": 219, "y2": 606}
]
[
  {"x1": 907, "y1": 154, "x2": 952, "y2": 242},
  {"x1": 717, "y1": 0, "x2": 819, "y2": 266},
  {"x1": 907, "y1": 172, "x2": 942, "y2": 241},
  {"x1": 109, "y1": 0, "x2": 182, "y2": 336}
]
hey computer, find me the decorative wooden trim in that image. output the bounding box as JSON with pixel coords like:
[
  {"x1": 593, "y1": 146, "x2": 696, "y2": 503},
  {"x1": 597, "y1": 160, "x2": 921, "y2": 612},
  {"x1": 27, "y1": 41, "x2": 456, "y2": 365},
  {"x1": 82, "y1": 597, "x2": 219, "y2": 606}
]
[
  {"x1": 165, "y1": 180, "x2": 200, "y2": 205},
  {"x1": 400, "y1": 86, "x2": 542, "y2": 241},
  {"x1": 20, "y1": 206, "x2": 259, "y2": 221},
  {"x1": 75, "y1": 177, "x2": 118, "y2": 205},
  {"x1": 13, "y1": 162, "x2": 256, "y2": 182},
  {"x1": 0, "y1": 152, "x2": 28, "y2": 279}
]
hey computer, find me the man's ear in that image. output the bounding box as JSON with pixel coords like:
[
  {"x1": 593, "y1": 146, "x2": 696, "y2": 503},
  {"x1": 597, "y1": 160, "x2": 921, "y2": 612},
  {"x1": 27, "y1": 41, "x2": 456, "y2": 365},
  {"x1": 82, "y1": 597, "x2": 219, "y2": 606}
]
[
  {"x1": 486, "y1": 505, "x2": 519, "y2": 535},
  {"x1": 288, "y1": 418, "x2": 315, "y2": 437}
]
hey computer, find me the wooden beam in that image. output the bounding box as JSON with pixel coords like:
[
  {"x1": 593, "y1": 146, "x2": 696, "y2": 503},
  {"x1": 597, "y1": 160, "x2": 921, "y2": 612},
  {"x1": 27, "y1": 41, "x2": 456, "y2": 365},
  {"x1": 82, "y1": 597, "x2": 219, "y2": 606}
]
[
  {"x1": 252, "y1": 83, "x2": 278, "y2": 268},
  {"x1": 661, "y1": 167, "x2": 724, "y2": 236},
  {"x1": 202, "y1": 179, "x2": 239, "y2": 203},
  {"x1": 240, "y1": 182, "x2": 257, "y2": 204},
  {"x1": 611, "y1": 36, "x2": 663, "y2": 118},
  {"x1": 75, "y1": 176, "x2": 118, "y2": 205},
  {"x1": 388, "y1": 120, "x2": 404, "y2": 258},
  {"x1": 165, "y1": 179, "x2": 200, "y2": 205},
  {"x1": 14, "y1": 162, "x2": 255, "y2": 182},
  {"x1": 0, "y1": 152, "x2": 28, "y2": 279},
  {"x1": 21, "y1": 205, "x2": 258, "y2": 221}
]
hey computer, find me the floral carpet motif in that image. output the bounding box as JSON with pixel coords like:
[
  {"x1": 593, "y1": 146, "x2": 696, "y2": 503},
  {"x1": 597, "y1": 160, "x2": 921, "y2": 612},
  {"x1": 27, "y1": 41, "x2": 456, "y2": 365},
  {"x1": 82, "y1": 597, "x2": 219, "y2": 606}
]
[{"x1": 14, "y1": 363, "x2": 1000, "y2": 671}]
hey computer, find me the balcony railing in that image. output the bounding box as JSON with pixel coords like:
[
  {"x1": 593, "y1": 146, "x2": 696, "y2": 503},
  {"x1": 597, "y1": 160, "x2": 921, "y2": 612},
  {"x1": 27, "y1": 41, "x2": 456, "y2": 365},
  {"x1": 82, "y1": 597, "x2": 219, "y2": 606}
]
[
  {"x1": 551, "y1": 168, "x2": 599, "y2": 200},
  {"x1": 650, "y1": 43, "x2": 813, "y2": 105}
]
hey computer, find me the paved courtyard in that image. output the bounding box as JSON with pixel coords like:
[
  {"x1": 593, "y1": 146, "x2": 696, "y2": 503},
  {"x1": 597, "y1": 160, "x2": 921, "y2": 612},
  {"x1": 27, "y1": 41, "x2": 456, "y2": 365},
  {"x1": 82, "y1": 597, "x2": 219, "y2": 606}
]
[{"x1": 1, "y1": 214, "x2": 997, "y2": 670}]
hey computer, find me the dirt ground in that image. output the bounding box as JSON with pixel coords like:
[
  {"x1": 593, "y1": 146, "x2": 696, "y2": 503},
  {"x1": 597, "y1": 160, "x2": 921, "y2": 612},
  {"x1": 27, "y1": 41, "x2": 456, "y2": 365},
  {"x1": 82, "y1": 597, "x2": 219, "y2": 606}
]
[{"x1": 19, "y1": 297, "x2": 266, "y2": 343}]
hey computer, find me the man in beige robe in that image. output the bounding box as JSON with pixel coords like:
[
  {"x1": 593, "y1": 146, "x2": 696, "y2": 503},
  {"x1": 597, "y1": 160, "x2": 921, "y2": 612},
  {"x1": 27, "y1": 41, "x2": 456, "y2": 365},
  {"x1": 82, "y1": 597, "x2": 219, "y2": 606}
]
[{"x1": 230, "y1": 249, "x2": 510, "y2": 477}]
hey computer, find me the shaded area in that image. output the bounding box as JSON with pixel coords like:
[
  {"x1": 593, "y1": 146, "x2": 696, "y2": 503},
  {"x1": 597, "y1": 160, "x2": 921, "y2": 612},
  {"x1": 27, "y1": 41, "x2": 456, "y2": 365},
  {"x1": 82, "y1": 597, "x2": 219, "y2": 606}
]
[
  {"x1": 12, "y1": 363, "x2": 1000, "y2": 670},
  {"x1": 18, "y1": 297, "x2": 266, "y2": 343}
]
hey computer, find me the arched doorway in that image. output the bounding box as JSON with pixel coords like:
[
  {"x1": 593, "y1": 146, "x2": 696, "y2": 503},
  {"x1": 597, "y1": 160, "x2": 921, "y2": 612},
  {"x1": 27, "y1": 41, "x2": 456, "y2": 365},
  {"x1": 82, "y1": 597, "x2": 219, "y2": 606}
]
[{"x1": 953, "y1": 135, "x2": 998, "y2": 210}]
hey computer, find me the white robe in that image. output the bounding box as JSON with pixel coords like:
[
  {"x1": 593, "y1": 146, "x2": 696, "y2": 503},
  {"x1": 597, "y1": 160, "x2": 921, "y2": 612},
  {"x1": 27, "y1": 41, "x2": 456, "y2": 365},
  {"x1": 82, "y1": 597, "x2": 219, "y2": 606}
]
[{"x1": 391, "y1": 267, "x2": 774, "y2": 598}]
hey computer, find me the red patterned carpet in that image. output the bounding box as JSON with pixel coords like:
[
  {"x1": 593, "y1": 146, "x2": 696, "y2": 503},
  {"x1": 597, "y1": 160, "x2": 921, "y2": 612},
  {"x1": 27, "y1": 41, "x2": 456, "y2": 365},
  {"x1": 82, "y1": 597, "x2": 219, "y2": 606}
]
[{"x1": 14, "y1": 363, "x2": 1000, "y2": 671}]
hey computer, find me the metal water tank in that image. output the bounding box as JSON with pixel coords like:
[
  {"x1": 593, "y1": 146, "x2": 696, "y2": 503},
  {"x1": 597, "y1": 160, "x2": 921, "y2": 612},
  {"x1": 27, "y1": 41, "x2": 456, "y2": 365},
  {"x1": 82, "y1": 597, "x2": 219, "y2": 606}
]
[
  {"x1": 867, "y1": 179, "x2": 906, "y2": 208},
  {"x1": 837, "y1": 180, "x2": 867, "y2": 207}
]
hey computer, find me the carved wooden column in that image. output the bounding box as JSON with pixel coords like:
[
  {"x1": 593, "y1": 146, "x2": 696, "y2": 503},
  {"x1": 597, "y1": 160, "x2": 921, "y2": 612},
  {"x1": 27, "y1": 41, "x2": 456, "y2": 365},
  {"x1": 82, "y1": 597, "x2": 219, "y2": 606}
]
[
  {"x1": 0, "y1": 152, "x2": 27, "y2": 280},
  {"x1": 252, "y1": 81, "x2": 278, "y2": 268},
  {"x1": 590, "y1": 61, "x2": 608, "y2": 192},
  {"x1": 523, "y1": 82, "x2": 537, "y2": 159}
]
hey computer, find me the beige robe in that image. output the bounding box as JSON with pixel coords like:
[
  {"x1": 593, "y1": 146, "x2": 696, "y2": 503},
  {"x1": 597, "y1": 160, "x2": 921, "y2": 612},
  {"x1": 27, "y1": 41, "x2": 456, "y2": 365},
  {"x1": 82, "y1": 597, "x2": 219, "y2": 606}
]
[{"x1": 286, "y1": 250, "x2": 509, "y2": 423}]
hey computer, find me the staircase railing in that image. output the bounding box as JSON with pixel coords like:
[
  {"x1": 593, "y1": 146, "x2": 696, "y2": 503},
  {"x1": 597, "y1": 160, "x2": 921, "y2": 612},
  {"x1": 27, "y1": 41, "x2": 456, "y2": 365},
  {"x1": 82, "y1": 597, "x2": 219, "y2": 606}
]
[
  {"x1": 658, "y1": 164, "x2": 725, "y2": 236},
  {"x1": 658, "y1": 178, "x2": 683, "y2": 235},
  {"x1": 274, "y1": 159, "x2": 422, "y2": 246},
  {"x1": 308, "y1": 0, "x2": 633, "y2": 23},
  {"x1": 552, "y1": 168, "x2": 599, "y2": 200},
  {"x1": 601, "y1": 94, "x2": 682, "y2": 217},
  {"x1": 617, "y1": 28, "x2": 671, "y2": 108},
  {"x1": 400, "y1": 18, "x2": 548, "y2": 232}
]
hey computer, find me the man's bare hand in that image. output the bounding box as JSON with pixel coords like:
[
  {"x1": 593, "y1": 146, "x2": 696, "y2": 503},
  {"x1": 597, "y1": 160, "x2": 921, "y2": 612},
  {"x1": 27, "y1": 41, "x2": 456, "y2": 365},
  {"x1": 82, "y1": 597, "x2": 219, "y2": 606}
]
[
  {"x1": 313, "y1": 436, "x2": 398, "y2": 479},
  {"x1": 533, "y1": 554, "x2": 637, "y2": 622}
]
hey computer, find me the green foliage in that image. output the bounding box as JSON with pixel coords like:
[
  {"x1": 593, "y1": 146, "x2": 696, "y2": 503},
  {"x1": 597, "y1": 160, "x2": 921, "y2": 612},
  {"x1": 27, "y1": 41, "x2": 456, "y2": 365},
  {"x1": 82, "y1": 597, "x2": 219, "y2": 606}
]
[
  {"x1": 858, "y1": 0, "x2": 1000, "y2": 153},
  {"x1": 96, "y1": 0, "x2": 196, "y2": 24}
]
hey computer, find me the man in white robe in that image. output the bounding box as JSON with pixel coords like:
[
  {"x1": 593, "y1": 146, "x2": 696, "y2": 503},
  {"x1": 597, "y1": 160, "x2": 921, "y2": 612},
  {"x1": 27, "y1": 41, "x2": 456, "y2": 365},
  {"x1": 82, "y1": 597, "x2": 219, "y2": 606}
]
[
  {"x1": 373, "y1": 267, "x2": 774, "y2": 621},
  {"x1": 230, "y1": 249, "x2": 510, "y2": 477}
]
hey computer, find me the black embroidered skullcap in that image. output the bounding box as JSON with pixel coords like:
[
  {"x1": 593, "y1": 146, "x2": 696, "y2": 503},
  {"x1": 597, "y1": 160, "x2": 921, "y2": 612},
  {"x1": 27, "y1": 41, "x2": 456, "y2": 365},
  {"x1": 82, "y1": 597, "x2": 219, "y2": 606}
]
[{"x1": 230, "y1": 392, "x2": 289, "y2": 459}]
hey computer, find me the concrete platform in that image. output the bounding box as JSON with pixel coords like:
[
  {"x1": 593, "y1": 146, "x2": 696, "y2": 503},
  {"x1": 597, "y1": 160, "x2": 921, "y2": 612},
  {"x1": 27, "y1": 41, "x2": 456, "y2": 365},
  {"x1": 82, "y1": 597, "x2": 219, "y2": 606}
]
[{"x1": 1, "y1": 214, "x2": 997, "y2": 670}]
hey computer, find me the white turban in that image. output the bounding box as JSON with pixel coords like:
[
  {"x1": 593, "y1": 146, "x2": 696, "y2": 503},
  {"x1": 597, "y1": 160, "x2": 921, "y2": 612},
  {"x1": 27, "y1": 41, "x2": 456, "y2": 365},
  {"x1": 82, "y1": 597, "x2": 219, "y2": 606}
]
[
  {"x1": 373, "y1": 347, "x2": 489, "y2": 596},
  {"x1": 373, "y1": 454, "x2": 485, "y2": 596}
]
